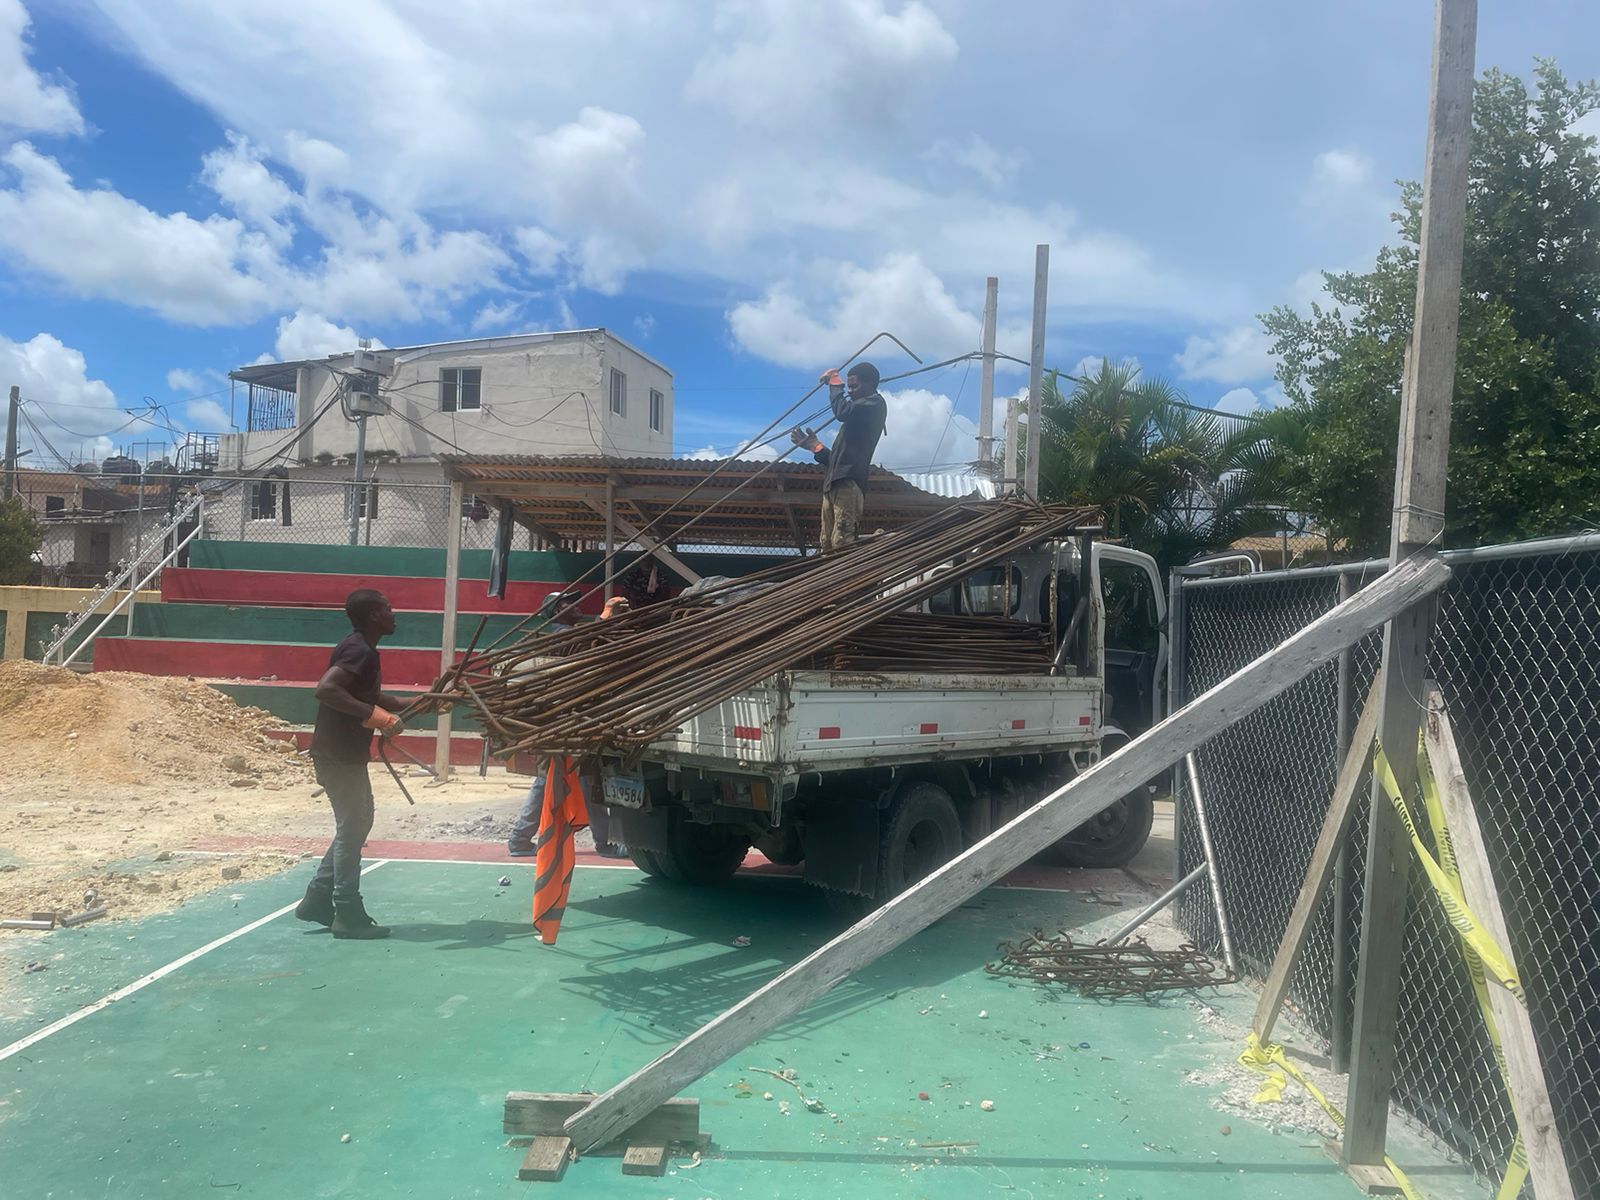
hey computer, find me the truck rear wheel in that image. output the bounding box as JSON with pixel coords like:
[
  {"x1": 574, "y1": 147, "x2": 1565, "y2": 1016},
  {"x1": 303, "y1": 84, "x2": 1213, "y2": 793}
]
[
  {"x1": 827, "y1": 782, "x2": 962, "y2": 920},
  {"x1": 636, "y1": 813, "x2": 750, "y2": 885}
]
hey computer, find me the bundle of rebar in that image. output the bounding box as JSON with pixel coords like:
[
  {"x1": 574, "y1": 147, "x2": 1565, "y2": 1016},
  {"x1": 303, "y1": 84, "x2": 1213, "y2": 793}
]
[
  {"x1": 805, "y1": 611, "x2": 1053, "y2": 673},
  {"x1": 985, "y1": 931, "x2": 1236, "y2": 998},
  {"x1": 419, "y1": 498, "x2": 1097, "y2": 759}
]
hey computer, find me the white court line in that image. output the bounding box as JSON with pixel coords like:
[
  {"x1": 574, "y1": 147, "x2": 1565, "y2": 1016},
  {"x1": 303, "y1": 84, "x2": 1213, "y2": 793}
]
[{"x1": 0, "y1": 860, "x2": 389, "y2": 1064}]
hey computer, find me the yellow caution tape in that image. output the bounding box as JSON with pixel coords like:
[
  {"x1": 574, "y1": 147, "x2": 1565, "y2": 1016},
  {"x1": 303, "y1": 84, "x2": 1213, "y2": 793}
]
[
  {"x1": 1371, "y1": 744, "x2": 1524, "y2": 1003},
  {"x1": 1413, "y1": 745, "x2": 1530, "y2": 1200},
  {"x1": 1238, "y1": 1034, "x2": 1424, "y2": 1200}
]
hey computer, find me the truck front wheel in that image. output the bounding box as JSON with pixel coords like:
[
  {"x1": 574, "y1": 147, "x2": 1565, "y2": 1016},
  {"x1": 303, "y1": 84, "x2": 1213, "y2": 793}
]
[{"x1": 1050, "y1": 789, "x2": 1154, "y2": 868}]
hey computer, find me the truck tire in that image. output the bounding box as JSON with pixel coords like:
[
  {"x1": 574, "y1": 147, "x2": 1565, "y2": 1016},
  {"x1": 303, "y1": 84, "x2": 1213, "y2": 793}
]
[
  {"x1": 1051, "y1": 789, "x2": 1154, "y2": 868},
  {"x1": 879, "y1": 783, "x2": 964, "y2": 898},
  {"x1": 654, "y1": 814, "x2": 750, "y2": 885},
  {"x1": 822, "y1": 783, "x2": 963, "y2": 921},
  {"x1": 628, "y1": 847, "x2": 682, "y2": 882}
]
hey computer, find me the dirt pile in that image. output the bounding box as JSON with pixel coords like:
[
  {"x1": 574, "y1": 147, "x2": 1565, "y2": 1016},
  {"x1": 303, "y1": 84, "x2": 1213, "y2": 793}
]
[{"x1": 0, "y1": 661, "x2": 309, "y2": 787}]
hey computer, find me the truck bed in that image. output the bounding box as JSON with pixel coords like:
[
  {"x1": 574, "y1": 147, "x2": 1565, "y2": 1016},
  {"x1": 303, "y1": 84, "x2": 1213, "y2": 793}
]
[{"x1": 644, "y1": 669, "x2": 1102, "y2": 773}]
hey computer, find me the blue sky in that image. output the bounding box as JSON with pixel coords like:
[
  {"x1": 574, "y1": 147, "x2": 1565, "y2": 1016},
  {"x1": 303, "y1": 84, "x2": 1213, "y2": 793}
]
[{"x1": 1, "y1": 0, "x2": 1597, "y2": 471}]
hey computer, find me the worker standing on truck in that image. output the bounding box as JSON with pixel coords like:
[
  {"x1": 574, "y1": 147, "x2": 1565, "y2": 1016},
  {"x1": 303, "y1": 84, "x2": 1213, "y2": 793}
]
[
  {"x1": 295, "y1": 588, "x2": 406, "y2": 940},
  {"x1": 790, "y1": 361, "x2": 888, "y2": 552}
]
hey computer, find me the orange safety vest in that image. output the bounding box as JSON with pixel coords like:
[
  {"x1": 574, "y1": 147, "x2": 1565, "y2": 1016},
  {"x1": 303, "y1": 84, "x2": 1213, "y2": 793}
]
[{"x1": 532, "y1": 755, "x2": 589, "y2": 945}]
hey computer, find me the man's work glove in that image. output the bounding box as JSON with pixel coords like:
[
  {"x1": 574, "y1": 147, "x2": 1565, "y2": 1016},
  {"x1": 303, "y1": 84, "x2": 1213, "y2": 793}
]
[
  {"x1": 789, "y1": 427, "x2": 825, "y2": 453},
  {"x1": 363, "y1": 705, "x2": 402, "y2": 734},
  {"x1": 818, "y1": 368, "x2": 843, "y2": 387}
]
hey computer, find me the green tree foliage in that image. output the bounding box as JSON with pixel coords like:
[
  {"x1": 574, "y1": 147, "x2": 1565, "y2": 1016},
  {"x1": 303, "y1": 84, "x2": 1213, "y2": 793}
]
[
  {"x1": 1264, "y1": 61, "x2": 1600, "y2": 553},
  {"x1": 1031, "y1": 359, "x2": 1291, "y2": 574},
  {"x1": 0, "y1": 495, "x2": 43, "y2": 585}
]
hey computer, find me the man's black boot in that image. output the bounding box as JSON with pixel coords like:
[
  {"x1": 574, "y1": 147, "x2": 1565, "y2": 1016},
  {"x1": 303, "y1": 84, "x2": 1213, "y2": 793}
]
[
  {"x1": 331, "y1": 898, "x2": 390, "y2": 940},
  {"x1": 295, "y1": 882, "x2": 335, "y2": 926}
]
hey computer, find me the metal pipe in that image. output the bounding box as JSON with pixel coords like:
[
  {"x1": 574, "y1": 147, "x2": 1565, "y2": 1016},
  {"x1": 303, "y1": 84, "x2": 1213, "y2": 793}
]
[
  {"x1": 1104, "y1": 863, "x2": 1208, "y2": 944},
  {"x1": 1185, "y1": 752, "x2": 1238, "y2": 976},
  {"x1": 1330, "y1": 570, "x2": 1357, "y2": 1072}
]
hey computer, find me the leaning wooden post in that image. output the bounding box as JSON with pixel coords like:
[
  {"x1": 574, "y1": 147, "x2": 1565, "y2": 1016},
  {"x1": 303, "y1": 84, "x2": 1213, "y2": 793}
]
[
  {"x1": 435, "y1": 478, "x2": 464, "y2": 779},
  {"x1": 1422, "y1": 688, "x2": 1576, "y2": 1200},
  {"x1": 1340, "y1": 0, "x2": 1475, "y2": 1185},
  {"x1": 561, "y1": 555, "x2": 1450, "y2": 1153}
]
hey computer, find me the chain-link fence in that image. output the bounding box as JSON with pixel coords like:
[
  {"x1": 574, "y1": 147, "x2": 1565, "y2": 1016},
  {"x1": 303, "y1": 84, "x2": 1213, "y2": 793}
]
[
  {"x1": 27, "y1": 473, "x2": 517, "y2": 588},
  {"x1": 1171, "y1": 535, "x2": 1600, "y2": 1196}
]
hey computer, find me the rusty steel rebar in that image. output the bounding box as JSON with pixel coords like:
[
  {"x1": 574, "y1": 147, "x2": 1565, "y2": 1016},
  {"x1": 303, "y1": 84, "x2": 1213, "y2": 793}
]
[
  {"x1": 419, "y1": 499, "x2": 1097, "y2": 759},
  {"x1": 985, "y1": 931, "x2": 1236, "y2": 998}
]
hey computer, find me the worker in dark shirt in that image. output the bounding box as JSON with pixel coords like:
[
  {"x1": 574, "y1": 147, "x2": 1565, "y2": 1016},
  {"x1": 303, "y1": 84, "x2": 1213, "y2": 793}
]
[
  {"x1": 790, "y1": 361, "x2": 888, "y2": 551},
  {"x1": 295, "y1": 588, "x2": 405, "y2": 939}
]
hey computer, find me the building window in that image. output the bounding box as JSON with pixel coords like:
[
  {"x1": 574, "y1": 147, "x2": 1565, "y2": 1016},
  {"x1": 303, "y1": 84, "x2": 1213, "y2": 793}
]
[
  {"x1": 609, "y1": 367, "x2": 627, "y2": 417},
  {"x1": 441, "y1": 367, "x2": 482, "y2": 412},
  {"x1": 44, "y1": 496, "x2": 65, "y2": 517},
  {"x1": 649, "y1": 388, "x2": 664, "y2": 433},
  {"x1": 250, "y1": 480, "x2": 278, "y2": 521}
]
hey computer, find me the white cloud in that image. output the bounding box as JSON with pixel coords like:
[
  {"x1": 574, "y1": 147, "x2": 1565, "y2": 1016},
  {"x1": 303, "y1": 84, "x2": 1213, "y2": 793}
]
[
  {"x1": 0, "y1": 142, "x2": 277, "y2": 324},
  {"x1": 876, "y1": 387, "x2": 975, "y2": 471},
  {"x1": 166, "y1": 367, "x2": 216, "y2": 392},
  {"x1": 1213, "y1": 386, "x2": 1262, "y2": 416},
  {"x1": 513, "y1": 225, "x2": 566, "y2": 275},
  {"x1": 471, "y1": 298, "x2": 522, "y2": 333},
  {"x1": 688, "y1": 0, "x2": 957, "y2": 128},
  {"x1": 201, "y1": 132, "x2": 297, "y2": 246},
  {"x1": 1176, "y1": 323, "x2": 1275, "y2": 385},
  {"x1": 1308, "y1": 148, "x2": 1374, "y2": 192},
  {"x1": 729, "y1": 253, "x2": 978, "y2": 368},
  {"x1": 0, "y1": 0, "x2": 83, "y2": 136},
  {"x1": 0, "y1": 332, "x2": 119, "y2": 463},
  {"x1": 273, "y1": 309, "x2": 376, "y2": 361},
  {"x1": 185, "y1": 397, "x2": 233, "y2": 429},
  {"x1": 633, "y1": 313, "x2": 656, "y2": 339},
  {"x1": 523, "y1": 107, "x2": 654, "y2": 293},
  {"x1": 923, "y1": 134, "x2": 1022, "y2": 187}
]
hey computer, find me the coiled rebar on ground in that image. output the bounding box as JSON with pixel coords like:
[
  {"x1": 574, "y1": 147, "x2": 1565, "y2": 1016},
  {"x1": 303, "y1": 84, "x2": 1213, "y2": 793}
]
[{"x1": 985, "y1": 931, "x2": 1235, "y2": 998}]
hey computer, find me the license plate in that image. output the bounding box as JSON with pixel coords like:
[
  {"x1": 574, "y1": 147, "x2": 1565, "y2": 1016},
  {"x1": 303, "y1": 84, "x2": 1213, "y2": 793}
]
[{"x1": 601, "y1": 772, "x2": 647, "y2": 809}]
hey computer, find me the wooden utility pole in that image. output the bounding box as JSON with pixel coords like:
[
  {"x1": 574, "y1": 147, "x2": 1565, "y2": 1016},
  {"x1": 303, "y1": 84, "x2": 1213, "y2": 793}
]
[
  {"x1": 976, "y1": 277, "x2": 998, "y2": 467},
  {"x1": 1341, "y1": 0, "x2": 1476, "y2": 1186}
]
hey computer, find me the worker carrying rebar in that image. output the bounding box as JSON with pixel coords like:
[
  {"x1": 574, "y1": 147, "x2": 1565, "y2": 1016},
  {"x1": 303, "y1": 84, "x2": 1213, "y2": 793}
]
[
  {"x1": 295, "y1": 588, "x2": 405, "y2": 940},
  {"x1": 790, "y1": 361, "x2": 887, "y2": 552}
]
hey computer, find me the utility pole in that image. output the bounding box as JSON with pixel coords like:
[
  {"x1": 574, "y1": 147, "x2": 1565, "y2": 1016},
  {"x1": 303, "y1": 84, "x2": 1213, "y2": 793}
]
[
  {"x1": 1341, "y1": 0, "x2": 1476, "y2": 1189},
  {"x1": 4, "y1": 386, "x2": 18, "y2": 500},
  {"x1": 976, "y1": 277, "x2": 998, "y2": 469},
  {"x1": 1002, "y1": 395, "x2": 1019, "y2": 491},
  {"x1": 348, "y1": 410, "x2": 368, "y2": 547},
  {"x1": 1023, "y1": 245, "x2": 1049, "y2": 498}
]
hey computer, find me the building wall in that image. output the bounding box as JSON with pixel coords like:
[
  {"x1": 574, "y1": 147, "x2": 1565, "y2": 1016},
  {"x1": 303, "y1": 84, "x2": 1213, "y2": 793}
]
[{"x1": 218, "y1": 330, "x2": 672, "y2": 471}]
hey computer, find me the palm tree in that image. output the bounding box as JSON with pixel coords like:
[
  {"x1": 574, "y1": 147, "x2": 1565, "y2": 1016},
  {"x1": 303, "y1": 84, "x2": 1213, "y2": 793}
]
[{"x1": 1027, "y1": 359, "x2": 1297, "y2": 573}]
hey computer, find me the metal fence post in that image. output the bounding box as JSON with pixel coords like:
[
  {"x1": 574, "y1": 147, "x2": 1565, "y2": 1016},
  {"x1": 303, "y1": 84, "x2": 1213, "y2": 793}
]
[{"x1": 1166, "y1": 568, "x2": 1189, "y2": 887}]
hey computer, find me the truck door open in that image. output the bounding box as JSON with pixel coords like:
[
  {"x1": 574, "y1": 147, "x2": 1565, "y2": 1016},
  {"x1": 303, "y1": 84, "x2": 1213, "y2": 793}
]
[{"x1": 1096, "y1": 549, "x2": 1166, "y2": 735}]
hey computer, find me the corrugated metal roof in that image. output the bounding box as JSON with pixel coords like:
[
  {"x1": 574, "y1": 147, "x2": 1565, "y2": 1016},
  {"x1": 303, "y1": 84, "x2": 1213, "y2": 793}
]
[
  {"x1": 891, "y1": 467, "x2": 998, "y2": 500},
  {"x1": 436, "y1": 454, "x2": 969, "y2": 549}
]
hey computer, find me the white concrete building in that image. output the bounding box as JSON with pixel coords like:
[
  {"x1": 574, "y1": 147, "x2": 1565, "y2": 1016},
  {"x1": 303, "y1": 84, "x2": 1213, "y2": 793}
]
[{"x1": 219, "y1": 328, "x2": 673, "y2": 472}]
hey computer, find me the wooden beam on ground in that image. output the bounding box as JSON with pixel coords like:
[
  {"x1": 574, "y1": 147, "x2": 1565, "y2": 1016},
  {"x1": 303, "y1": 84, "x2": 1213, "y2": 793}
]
[
  {"x1": 1423, "y1": 688, "x2": 1576, "y2": 1200},
  {"x1": 1342, "y1": 0, "x2": 1475, "y2": 1174},
  {"x1": 621, "y1": 1145, "x2": 668, "y2": 1176},
  {"x1": 505, "y1": 1092, "x2": 699, "y2": 1153},
  {"x1": 560, "y1": 555, "x2": 1451, "y2": 1152},
  {"x1": 517, "y1": 1137, "x2": 571, "y2": 1182},
  {"x1": 583, "y1": 501, "x2": 703, "y2": 585},
  {"x1": 1254, "y1": 675, "x2": 1382, "y2": 1043}
]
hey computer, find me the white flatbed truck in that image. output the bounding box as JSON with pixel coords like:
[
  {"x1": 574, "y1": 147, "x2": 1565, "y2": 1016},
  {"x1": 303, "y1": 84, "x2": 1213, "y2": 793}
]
[{"x1": 596, "y1": 537, "x2": 1168, "y2": 913}]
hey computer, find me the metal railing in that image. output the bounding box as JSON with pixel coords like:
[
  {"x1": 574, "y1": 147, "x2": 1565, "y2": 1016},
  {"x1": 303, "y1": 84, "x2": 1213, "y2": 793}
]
[
  {"x1": 40, "y1": 483, "x2": 230, "y2": 665},
  {"x1": 1169, "y1": 532, "x2": 1600, "y2": 1196}
]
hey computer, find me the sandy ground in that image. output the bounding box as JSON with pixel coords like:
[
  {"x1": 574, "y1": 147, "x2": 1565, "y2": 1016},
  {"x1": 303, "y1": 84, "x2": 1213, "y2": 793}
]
[{"x1": 0, "y1": 763, "x2": 548, "y2": 927}]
